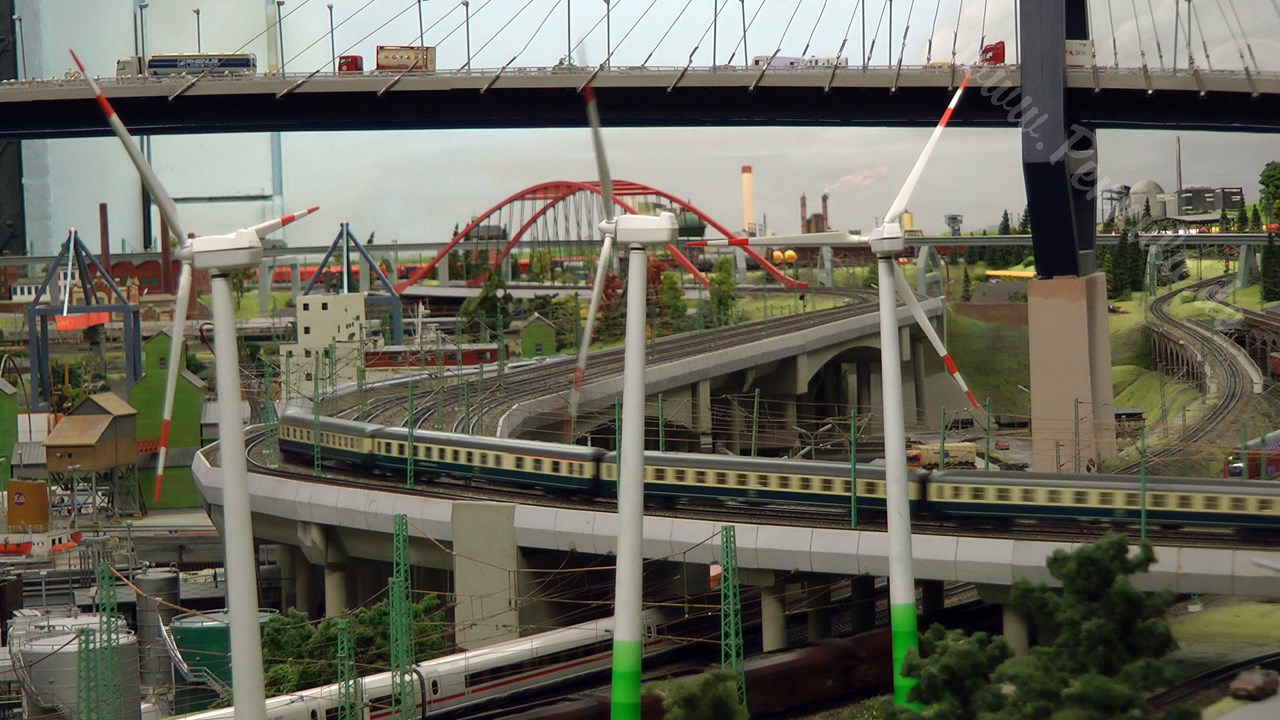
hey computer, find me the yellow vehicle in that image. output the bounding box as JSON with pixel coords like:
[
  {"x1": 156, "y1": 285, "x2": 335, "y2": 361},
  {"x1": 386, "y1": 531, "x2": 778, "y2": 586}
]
[{"x1": 906, "y1": 442, "x2": 978, "y2": 469}]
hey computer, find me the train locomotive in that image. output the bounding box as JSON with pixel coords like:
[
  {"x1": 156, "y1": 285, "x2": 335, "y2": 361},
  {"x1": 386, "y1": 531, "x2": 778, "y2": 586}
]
[
  {"x1": 177, "y1": 608, "x2": 682, "y2": 720},
  {"x1": 278, "y1": 409, "x2": 1280, "y2": 531}
]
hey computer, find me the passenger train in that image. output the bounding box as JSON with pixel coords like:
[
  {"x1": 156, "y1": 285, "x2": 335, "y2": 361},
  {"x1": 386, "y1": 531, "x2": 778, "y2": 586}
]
[
  {"x1": 177, "y1": 608, "x2": 682, "y2": 720},
  {"x1": 278, "y1": 409, "x2": 1280, "y2": 531}
]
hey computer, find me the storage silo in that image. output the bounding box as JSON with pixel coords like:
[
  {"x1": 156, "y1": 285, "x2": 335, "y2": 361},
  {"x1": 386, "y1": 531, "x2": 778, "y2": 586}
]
[
  {"x1": 17, "y1": 626, "x2": 141, "y2": 720},
  {"x1": 135, "y1": 569, "x2": 180, "y2": 694},
  {"x1": 171, "y1": 609, "x2": 277, "y2": 714}
]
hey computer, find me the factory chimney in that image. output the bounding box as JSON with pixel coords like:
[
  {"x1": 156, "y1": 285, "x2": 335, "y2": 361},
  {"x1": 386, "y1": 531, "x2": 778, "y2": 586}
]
[
  {"x1": 821, "y1": 193, "x2": 829, "y2": 232},
  {"x1": 98, "y1": 203, "x2": 111, "y2": 273},
  {"x1": 741, "y1": 165, "x2": 755, "y2": 236},
  {"x1": 800, "y1": 194, "x2": 808, "y2": 233}
]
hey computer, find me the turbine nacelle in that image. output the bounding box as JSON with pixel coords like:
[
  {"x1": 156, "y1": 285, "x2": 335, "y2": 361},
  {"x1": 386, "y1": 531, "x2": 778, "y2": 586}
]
[
  {"x1": 188, "y1": 229, "x2": 264, "y2": 271},
  {"x1": 868, "y1": 222, "x2": 905, "y2": 255},
  {"x1": 602, "y1": 212, "x2": 680, "y2": 246}
]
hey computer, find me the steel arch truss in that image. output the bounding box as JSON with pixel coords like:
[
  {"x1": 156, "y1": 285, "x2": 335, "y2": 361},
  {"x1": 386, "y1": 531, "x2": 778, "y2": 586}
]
[{"x1": 392, "y1": 179, "x2": 803, "y2": 292}]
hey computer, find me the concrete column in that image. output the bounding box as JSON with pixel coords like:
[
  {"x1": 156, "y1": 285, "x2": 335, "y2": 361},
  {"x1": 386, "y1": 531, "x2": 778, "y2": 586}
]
[
  {"x1": 276, "y1": 544, "x2": 295, "y2": 612},
  {"x1": 358, "y1": 255, "x2": 370, "y2": 293},
  {"x1": 258, "y1": 259, "x2": 272, "y2": 316},
  {"x1": 695, "y1": 380, "x2": 712, "y2": 436},
  {"x1": 912, "y1": 338, "x2": 927, "y2": 425},
  {"x1": 760, "y1": 584, "x2": 787, "y2": 652},
  {"x1": 920, "y1": 580, "x2": 945, "y2": 616},
  {"x1": 1003, "y1": 604, "x2": 1030, "y2": 656},
  {"x1": 848, "y1": 575, "x2": 876, "y2": 631},
  {"x1": 293, "y1": 547, "x2": 316, "y2": 619},
  {"x1": 290, "y1": 259, "x2": 301, "y2": 298},
  {"x1": 324, "y1": 563, "x2": 348, "y2": 617},
  {"x1": 727, "y1": 403, "x2": 743, "y2": 454},
  {"x1": 806, "y1": 584, "x2": 832, "y2": 641},
  {"x1": 453, "y1": 502, "x2": 521, "y2": 648},
  {"x1": 356, "y1": 561, "x2": 383, "y2": 608},
  {"x1": 1028, "y1": 274, "x2": 1117, "y2": 472}
]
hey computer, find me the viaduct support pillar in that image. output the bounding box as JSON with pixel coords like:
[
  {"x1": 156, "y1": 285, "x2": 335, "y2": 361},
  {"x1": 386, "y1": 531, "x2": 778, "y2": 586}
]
[
  {"x1": 324, "y1": 563, "x2": 349, "y2": 617},
  {"x1": 293, "y1": 547, "x2": 316, "y2": 619},
  {"x1": 806, "y1": 583, "x2": 832, "y2": 641},
  {"x1": 920, "y1": 580, "x2": 945, "y2": 616},
  {"x1": 453, "y1": 502, "x2": 521, "y2": 649},
  {"x1": 1028, "y1": 275, "x2": 1116, "y2": 471},
  {"x1": 977, "y1": 584, "x2": 1030, "y2": 655},
  {"x1": 760, "y1": 584, "x2": 786, "y2": 652},
  {"x1": 848, "y1": 575, "x2": 876, "y2": 631}
]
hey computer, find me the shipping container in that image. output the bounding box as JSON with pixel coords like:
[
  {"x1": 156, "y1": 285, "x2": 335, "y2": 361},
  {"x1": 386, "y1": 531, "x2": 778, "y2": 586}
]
[{"x1": 375, "y1": 45, "x2": 436, "y2": 72}]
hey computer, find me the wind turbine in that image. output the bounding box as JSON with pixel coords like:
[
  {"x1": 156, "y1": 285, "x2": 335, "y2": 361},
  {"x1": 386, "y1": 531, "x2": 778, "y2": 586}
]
[
  {"x1": 575, "y1": 82, "x2": 679, "y2": 719},
  {"x1": 692, "y1": 70, "x2": 980, "y2": 707},
  {"x1": 72, "y1": 50, "x2": 318, "y2": 720}
]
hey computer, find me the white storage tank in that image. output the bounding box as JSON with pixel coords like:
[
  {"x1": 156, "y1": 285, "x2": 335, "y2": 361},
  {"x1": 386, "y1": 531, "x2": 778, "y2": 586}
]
[{"x1": 17, "y1": 625, "x2": 141, "y2": 720}]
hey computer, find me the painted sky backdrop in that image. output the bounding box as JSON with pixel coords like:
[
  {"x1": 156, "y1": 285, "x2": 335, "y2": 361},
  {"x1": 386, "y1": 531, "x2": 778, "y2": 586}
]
[{"x1": 16, "y1": 0, "x2": 1280, "y2": 256}]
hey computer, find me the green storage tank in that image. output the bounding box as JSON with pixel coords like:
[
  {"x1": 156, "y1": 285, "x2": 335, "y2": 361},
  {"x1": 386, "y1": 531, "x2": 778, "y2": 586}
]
[{"x1": 171, "y1": 608, "x2": 277, "y2": 714}]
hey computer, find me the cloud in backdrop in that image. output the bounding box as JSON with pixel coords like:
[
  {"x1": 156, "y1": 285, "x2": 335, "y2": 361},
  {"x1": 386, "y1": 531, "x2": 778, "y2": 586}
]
[{"x1": 18, "y1": 0, "x2": 1280, "y2": 255}]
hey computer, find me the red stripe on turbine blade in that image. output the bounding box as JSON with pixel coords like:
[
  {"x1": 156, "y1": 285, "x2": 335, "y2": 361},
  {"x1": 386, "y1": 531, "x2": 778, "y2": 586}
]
[
  {"x1": 583, "y1": 83, "x2": 596, "y2": 104},
  {"x1": 94, "y1": 94, "x2": 116, "y2": 119},
  {"x1": 160, "y1": 419, "x2": 171, "y2": 446},
  {"x1": 573, "y1": 368, "x2": 585, "y2": 392},
  {"x1": 964, "y1": 390, "x2": 980, "y2": 410},
  {"x1": 153, "y1": 473, "x2": 164, "y2": 504},
  {"x1": 942, "y1": 355, "x2": 959, "y2": 374}
]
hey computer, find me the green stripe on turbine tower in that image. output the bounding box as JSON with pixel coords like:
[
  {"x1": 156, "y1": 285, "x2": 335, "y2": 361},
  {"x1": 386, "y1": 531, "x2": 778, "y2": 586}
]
[
  {"x1": 890, "y1": 602, "x2": 921, "y2": 706},
  {"x1": 610, "y1": 640, "x2": 643, "y2": 720}
]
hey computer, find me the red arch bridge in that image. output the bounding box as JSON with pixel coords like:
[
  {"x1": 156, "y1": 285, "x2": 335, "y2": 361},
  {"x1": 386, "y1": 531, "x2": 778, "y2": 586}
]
[{"x1": 392, "y1": 180, "x2": 806, "y2": 293}]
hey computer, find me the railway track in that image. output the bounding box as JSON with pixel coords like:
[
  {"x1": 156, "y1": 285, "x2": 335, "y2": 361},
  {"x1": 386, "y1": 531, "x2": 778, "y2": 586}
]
[
  {"x1": 340, "y1": 291, "x2": 878, "y2": 434},
  {"x1": 1112, "y1": 278, "x2": 1253, "y2": 475}
]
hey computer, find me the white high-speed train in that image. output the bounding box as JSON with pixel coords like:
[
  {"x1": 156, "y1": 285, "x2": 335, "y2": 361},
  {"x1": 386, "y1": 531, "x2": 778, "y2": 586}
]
[{"x1": 175, "y1": 609, "x2": 679, "y2": 720}]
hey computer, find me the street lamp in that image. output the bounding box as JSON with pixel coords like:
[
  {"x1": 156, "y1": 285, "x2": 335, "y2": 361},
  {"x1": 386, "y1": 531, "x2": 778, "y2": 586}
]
[
  {"x1": 739, "y1": 0, "x2": 747, "y2": 68},
  {"x1": 11, "y1": 15, "x2": 24, "y2": 79},
  {"x1": 276, "y1": 2, "x2": 286, "y2": 73},
  {"x1": 566, "y1": 0, "x2": 572, "y2": 63},
  {"x1": 327, "y1": 4, "x2": 336, "y2": 73},
  {"x1": 39, "y1": 570, "x2": 47, "y2": 610},
  {"x1": 418, "y1": 0, "x2": 426, "y2": 47},
  {"x1": 193, "y1": 8, "x2": 201, "y2": 53},
  {"x1": 461, "y1": 0, "x2": 471, "y2": 70},
  {"x1": 603, "y1": 0, "x2": 611, "y2": 66}
]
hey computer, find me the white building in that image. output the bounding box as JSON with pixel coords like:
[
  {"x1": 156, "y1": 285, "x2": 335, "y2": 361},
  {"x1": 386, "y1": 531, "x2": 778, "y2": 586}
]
[{"x1": 280, "y1": 293, "x2": 368, "y2": 397}]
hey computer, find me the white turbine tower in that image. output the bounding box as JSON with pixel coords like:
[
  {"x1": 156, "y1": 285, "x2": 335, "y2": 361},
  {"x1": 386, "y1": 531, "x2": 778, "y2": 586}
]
[
  {"x1": 693, "y1": 70, "x2": 981, "y2": 707},
  {"x1": 574, "y1": 82, "x2": 678, "y2": 719},
  {"x1": 73, "y1": 50, "x2": 319, "y2": 720}
]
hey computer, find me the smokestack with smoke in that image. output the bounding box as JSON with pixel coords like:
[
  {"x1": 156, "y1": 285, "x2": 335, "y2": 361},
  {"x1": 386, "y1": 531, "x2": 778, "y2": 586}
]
[
  {"x1": 821, "y1": 193, "x2": 829, "y2": 232},
  {"x1": 824, "y1": 166, "x2": 888, "y2": 194},
  {"x1": 741, "y1": 166, "x2": 754, "y2": 236},
  {"x1": 800, "y1": 193, "x2": 807, "y2": 233}
]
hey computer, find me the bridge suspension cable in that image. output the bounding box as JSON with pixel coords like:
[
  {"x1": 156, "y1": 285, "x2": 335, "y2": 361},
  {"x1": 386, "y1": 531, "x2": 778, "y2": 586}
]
[
  {"x1": 1189, "y1": 0, "x2": 1214, "y2": 70},
  {"x1": 1143, "y1": 0, "x2": 1166, "y2": 68},
  {"x1": 1215, "y1": 0, "x2": 1261, "y2": 74},
  {"x1": 1128, "y1": 0, "x2": 1151, "y2": 72},
  {"x1": 639, "y1": 0, "x2": 696, "y2": 66},
  {"x1": 801, "y1": 0, "x2": 833, "y2": 58},
  {"x1": 292, "y1": 0, "x2": 380, "y2": 75},
  {"x1": 1103, "y1": 0, "x2": 1120, "y2": 66},
  {"x1": 894, "y1": 0, "x2": 917, "y2": 71},
  {"x1": 925, "y1": 0, "x2": 941, "y2": 63},
  {"x1": 948, "y1": 0, "x2": 964, "y2": 68},
  {"x1": 865, "y1": 0, "x2": 889, "y2": 68},
  {"x1": 978, "y1": 0, "x2": 989, "y2": 59}
]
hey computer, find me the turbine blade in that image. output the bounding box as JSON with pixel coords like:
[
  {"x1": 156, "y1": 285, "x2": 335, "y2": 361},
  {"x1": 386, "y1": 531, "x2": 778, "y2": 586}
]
[
  {"x1": 568, "y1": 233, "x2": 614, "y2": 429},
  {"x1": 247, "y1": 206, "x2": 322, "y2": 239},
  {"x1": 891, "y1": 266, "x2": 980, "y2": 411},
  {"x1": 583, "y1": 83, "x2": 615, "y2": 223},
  {"x1": 882, "y1": 70, "x2": 972, "y2": 225},
  {"x1": 70, "y1": 50, "x2": 186, "y2": 244},
  {"x1": 153, "y1": 262, "x2": 193, "y2": 503}
]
